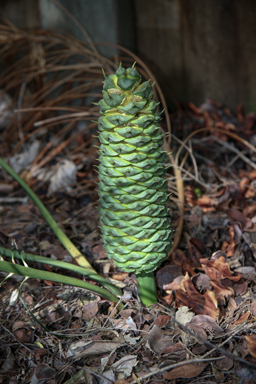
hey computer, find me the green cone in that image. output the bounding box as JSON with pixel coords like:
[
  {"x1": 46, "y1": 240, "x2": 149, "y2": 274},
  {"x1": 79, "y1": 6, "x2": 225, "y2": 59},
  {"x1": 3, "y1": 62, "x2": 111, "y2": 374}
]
[{"x1": 98, "y1": 64, "x2": 172, "y2": 273}]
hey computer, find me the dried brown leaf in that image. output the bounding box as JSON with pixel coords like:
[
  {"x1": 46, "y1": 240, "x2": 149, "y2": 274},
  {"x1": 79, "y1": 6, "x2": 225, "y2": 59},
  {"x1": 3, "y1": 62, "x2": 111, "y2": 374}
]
[
  {"x1": 31, "y1": 364, "x2": 55, "y2": 382},
  {"x1": 221, "y1": 222, "x2": 242, "y2": 257},
  {"x1": 250, "y1": 300, "x2": 256, "y2": 317},
  {"x1": 187, "y1": 236, "x2": 203, "y2": 267},
  {"x1": 12, "y1": 321, "x2": 33, "y2": 343},
  {"x1": 185, "y1": 324, "x2": 208, "y2": 344},
  {"x1": 200, "y1": 256, "x2": 242, "y2": 282},
  {"x1": 153, "y1": 315, "x2": 171, "y2": 328},
  {"x1": 227, "y1": 208, "x2": 252, "y2": 230},
  {"x1": 234, "y1": 266, "x2": 256, "y2": 280},
  {"x1": 147, "y1": 325, "x2": 174, "y2": 354},
  {"x1": 82, "y1": 297, "x2": 100, "y2": 321},
  {"x1": 211, "y1": 280, "x2": 234, "y2": 301},
  {"x1": 172, "y1": 249, "x2": 195, "y2": 276},
  {"x1": 163, "y1": 363, "x2": 207, "y2": 380},
  {"x1": 233, "y1": 311, "x2": 250, "y2": 325},
  {"x1": 160, "y1": 342, "x2": 184, "y2": 355},
  {"x1": 214, "y1": 355, "x2": 233, "y2": 371},
  {"x1": 189, "y1": 237, "x2": 207, "y2": 254},
  {"x1": 172, "y1": 273, "x2": 219, "y2": 320},
  {"x1": 192, "y1": 273, "x2": 212, "y2": 293},
  {"x1": 186, "y1": 314, "x2": 223, "y2": 333},
  {"x1": 67, "y1": 340, "x2": 122, "y2": 359},
  {"x1": 245, "y1": 335, "x2": 256, "y2": 359},
  {"x1": 156, "y1": 265, "x2": 182, "y2": 289},
  {"x1": 221, "y1": 278, "x2": 248, "y2": 296},
  {"x1": 111, "y1": 355, "x2": 137, "y2": 377}
]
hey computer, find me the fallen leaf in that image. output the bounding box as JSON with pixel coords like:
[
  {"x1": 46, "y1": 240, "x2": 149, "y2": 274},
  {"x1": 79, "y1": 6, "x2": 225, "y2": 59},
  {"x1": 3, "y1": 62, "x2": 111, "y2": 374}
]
[
  {"x1": 112, "y1": 273, "x2": 128, "y2": 281},
  {"x1": 153, "y1": 315, "x2": 171, "y2": 328},
  {"x1": 245, "y1": 184, "x2": 256, "y2": 199},
  {"x1": 189, "y1": 237, "x2": 207, "y2": 254},
  {"x1": 163, "y1": 292, "x2": 175, "y2": 306},
  {"x1": 164, "y1": 275, "x2": 184, "y2": 292},
  {"x1": 244, "y1": 335, "x2": 256, "y2": 359},
  {"x1": 156, "y1": 265, "x2": 182, "y2": 289},
  {"x1": 197, "y1": 194, "x2": 217, "y2": 207},
  {"x1": 110, "y1": 316, "x2": 137, "y2": 332},
  {"x1": 233, "y1": 311, "x2": 250, "y2": 325},
  {"x1": 222, "y1": 222, "x2": 243, "y2": 257},
  {"x1": 211, "y1": 250, "x2": 228, "y2": 261},
  {"x1": 30, "y1": 364, "x2": 55, "y2": 384},
  {"x1": 119, "y1": 309, "x2": 137, "y2": 319},
  {"x1": 214, "y1": 355, "x2": 233, "y2": 371},
  {"x1": 186, "y1": 235, "x2": 203, "y2": 267},
  {"x1": 147, "y1": 325, "x2": 174, "y2": 354},
  {"x1": 111, "y1": 355, "x2": 137, "y2": 378},
  {"x1": 12, "y1": 321, "x2": 33, "y2": 343},
  {"x1": 192, "y1": 273, "x2": 212, "y2": 293},
  {"x1": 82, "y1": 297, "x2": 100, "y2": 321},
  {"x1": 220, "y1": 278, "x2": 248, "y2": 296},
  {"x1": 250, "y1": 300, "x2": 256, "y2": 317},
  {"x1": 235, "y1": 362, "x2": 256, "y2": 383},
  {"x1": 163, "y1": 363, "x2": 207, "y2": 380},
  {"x1": 184, "y1": 324, "x2": 208, "y2": 344},
  {"x1": 9, "y1": 289, "x2": 19, "y2": 306},
  {"x1": 175, "y1": 306, "x2": 195, "y2": 326},
  {"x1": 211, "y1": 280, "x2": 234, "y2": 302},
  {"x1": 200, "y1": 256, "x2": 242, "y2": 282},
  {"x1": 67, "y1": 340, "x2": 122, "y2": 359},
  {"x1": 170, "y1": 273, "x2": 219, "y2": 320},
  {"x1": 35, "y1": 159, "x2": 77, "y2": 196},
  {"x1": 191, "y1": 343, "x2": 208, "y2": 354},
  {"x1": 10, "y1": 140, "x2": 40, "y2": 174},
  {"x1": 243, "y1": 202, "x2": 256, "y2": 218},
  {"x1": 99, "y1": 369, "x2": 115, "y2": 384},
  {"x1": 186, "y1": 314, "x2": 223, "y2": 334},
  {"x1": 240, "y1": 177, "x2": 250, "y2": 194},
  {"x1": 123, "y1": 334, "x2": 141, "y2": 346},
  {"x1": 227, "y1": 208, "x2": 252, "y2": 230},
  {"x1": 234, "y1": 266, "x2": 256, "y2": 280},
  {"x1": 172, "y1": 249, "x2": 195, "y2": 276},
  {"x1": 226, "y1": 297, "x2": 238, "y2": 320},
  {"x1": 34, "y1": 348, "x2": 48, "y2": 365},
  {"x1": 1, "y1": 347, "x2": 16, "y2": 371},
  {"x1": 160, "y1": 342, "x2": 184, "y2": 355}
]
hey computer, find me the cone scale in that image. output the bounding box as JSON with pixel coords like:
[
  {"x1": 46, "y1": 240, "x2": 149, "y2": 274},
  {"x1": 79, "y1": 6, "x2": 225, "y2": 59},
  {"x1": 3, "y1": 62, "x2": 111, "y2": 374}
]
[{"x1": 98, "y1": 64, "x2": 172, "y2": 305}]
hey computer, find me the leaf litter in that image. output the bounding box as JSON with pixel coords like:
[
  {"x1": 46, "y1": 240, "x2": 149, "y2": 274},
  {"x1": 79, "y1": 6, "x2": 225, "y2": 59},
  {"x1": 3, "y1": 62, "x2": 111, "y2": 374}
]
[{"x1": 0, "y1": 18, "x2": 256, "y2": 384}]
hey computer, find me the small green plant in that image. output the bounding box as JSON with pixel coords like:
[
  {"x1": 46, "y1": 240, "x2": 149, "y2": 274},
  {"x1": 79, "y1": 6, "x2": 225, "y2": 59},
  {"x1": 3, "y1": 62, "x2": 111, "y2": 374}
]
[{"x1": 98, "y1": 64, "x2": 172, "y2": 305}]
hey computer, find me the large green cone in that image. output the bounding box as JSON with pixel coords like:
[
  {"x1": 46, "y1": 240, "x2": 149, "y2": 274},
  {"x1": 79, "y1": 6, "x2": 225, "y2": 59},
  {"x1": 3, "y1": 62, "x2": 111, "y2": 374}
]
[{"x1": 98, "y1": 64, "x2": 172, "y2": 273}]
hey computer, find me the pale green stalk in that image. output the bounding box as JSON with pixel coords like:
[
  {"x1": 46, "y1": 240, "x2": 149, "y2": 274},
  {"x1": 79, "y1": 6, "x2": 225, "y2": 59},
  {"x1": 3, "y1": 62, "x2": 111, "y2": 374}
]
[
  {"x1": 0, "y1": 260, "x2": 122, "y2": 306},
  {"x1": 136, "y1": 272, "x2": 157, "y2": 306},
  {"x1": 0, "y1": 246, "x2": 122, "y2": 297}
]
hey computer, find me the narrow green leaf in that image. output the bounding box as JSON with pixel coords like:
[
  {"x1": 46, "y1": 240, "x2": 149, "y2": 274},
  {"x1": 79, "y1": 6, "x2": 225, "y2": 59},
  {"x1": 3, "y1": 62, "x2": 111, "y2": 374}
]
[{"x1": 0, "y1": 260, "x2": 123, "y2": 308}]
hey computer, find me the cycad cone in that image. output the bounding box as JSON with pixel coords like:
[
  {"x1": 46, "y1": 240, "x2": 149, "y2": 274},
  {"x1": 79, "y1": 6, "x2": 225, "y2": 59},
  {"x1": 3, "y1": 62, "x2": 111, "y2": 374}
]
[{"x1": 98, "y1": 64, "x2": 172, "y2": 274}]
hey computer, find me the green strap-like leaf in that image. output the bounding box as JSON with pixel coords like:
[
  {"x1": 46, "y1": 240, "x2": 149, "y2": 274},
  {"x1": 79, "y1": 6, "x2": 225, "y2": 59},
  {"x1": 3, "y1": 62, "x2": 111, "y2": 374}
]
[
  {"x1": 0, "y1": 260, "x2": 122, "y2": 307},
  {"x1": 0, "y1": 246, "x2": 122, "y2": 297}
]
